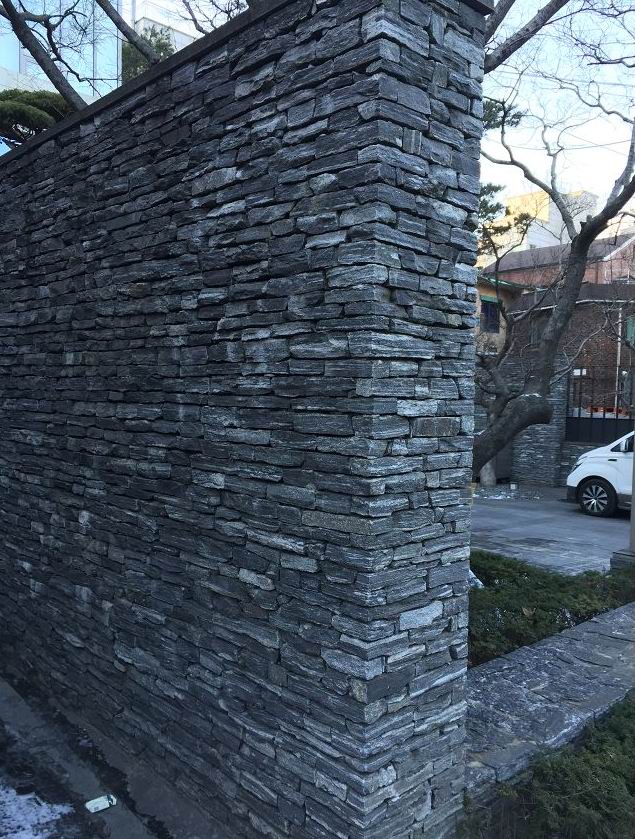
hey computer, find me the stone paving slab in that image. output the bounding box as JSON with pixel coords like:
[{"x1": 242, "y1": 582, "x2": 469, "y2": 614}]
[{"x1": 466, "y1": 603, "x2": 635, "y2": 794}]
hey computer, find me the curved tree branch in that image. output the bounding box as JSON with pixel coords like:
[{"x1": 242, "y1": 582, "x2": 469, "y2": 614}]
[
  {"x1": 485, "y1": 0, "x2": 518, "y2": 43},
  {"x1": 94, "y1": 0, "x2": 160, "y2": 65},
  {"x1": 485, "y1": 0, "x2": 572, "y2": 73},
  {"x1": 0, "y1": 0, "x2": 86, "y2": 111}
]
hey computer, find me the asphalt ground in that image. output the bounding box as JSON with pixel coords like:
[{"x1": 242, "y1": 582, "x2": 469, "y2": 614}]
[{"x1": 472, "y1": 488, "x2": 630, "y2": 574}]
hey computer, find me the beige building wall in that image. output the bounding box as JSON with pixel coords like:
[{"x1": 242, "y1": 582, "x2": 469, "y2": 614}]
[{"x1": 476, "y1": 278, "x2": 521, "y2": 352}]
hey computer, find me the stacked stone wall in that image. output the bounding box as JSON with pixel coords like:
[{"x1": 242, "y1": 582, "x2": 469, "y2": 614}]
[
  {"x1": 510, "y1": 373, "x2": 568, "y2": 487},
  {"x1": 0, "y1": 0, "x2": 488, "y2": 835}
]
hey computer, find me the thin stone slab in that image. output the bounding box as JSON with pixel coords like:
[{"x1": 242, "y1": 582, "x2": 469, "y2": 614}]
[{"x1": 466, "y1": 603, "x2": 635, "y2": 795}]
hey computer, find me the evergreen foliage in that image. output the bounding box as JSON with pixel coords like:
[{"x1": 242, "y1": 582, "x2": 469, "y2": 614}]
[
  {"x1": 469, "y1": 551, "x2": 635, "y2": 666},
  {"x1": 463, "y1": 695, "x2": 635, "y2": 839},
  {"x1": 478, "y1": 182, "x2": 533, "y2": 261},
  {"x1": 0, "y1": 89, "x2": 71, "y2": 148},
  {"x1": 122, "y1": 25, "x2": 175, "y2": 83}
]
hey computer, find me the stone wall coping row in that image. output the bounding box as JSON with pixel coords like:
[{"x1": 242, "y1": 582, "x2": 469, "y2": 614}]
[{"x1": 0, "y1": 0, "x2": 492, "y2": 170}]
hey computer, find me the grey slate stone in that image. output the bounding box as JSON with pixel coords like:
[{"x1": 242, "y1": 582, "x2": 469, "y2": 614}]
[
  {"x1": 0, "y1": 0, "x2": 486, "y2": 836},
  {"x1": 399, "y1": 602, "x2": 444, "y2": 630}
]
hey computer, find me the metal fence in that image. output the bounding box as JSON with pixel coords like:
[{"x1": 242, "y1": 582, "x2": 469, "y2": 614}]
[{"x1": 566, "y1": 366, "x2": 634, "y2": 445}]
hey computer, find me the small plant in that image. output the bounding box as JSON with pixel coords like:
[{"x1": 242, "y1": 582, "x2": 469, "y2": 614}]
[
  {"x1": 122, "y1": 26, "x2": 175, "y2": 83},
  {"x1": 469, "y1": 551, "x2": 635, "y2": 666}
]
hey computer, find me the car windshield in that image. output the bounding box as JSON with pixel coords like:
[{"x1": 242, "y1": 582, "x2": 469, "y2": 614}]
[{"x1": 611, "y1": 434, "x2": 633, "y2": 453}]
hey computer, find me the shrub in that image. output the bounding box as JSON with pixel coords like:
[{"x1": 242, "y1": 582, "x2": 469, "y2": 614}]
[
  {"x1": 462, "y1": 695, "x2": 635, "y2": 839},
  {"x1": 469, "y1": 551, "x2": 635, "y2": 666}
]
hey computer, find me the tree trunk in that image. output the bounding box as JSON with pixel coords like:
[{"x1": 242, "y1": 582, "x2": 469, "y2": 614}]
[
  {"x1": 479, "y1": 459, "x2": 497, "y2": 488},
  {"x1": 473, "y1": 236, "x2": 594, "y2": 474},
  {"x1": 473, "y1": 393, "x2": 552, "y2": 474},
  {"x1": 94, "y1": 0, "x2": 160, "y2": 66},
  {"x1": 0, "y1": 0, "x2": 86, "y2": 111}
]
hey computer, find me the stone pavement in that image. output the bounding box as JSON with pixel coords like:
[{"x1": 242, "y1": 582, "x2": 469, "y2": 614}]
[
  {"x1": 466, "y1": 603, "x2": 635, "y2": 795},
  {"x1": 471, "y1": 488, "x2": 630, "y2": 574},
  {"x1": 0, "y1": 673, "x2": 230, "y2": 839},
  {"x1": 0, "y1": 678, "x2": 155, "y2": 839}
]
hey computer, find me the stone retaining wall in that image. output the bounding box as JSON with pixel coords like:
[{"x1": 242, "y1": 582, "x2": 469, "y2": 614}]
[
  {"x1": 467, "y1": 603, "x2": 635, "y2": 795},
  {"x1": 510, "y1": 373, "x2": 568, "y2": 486},
  {"x1": 0, "y1": 0, "x2": 488, "y2": 835},
  {"x1": 559, "y1": 441, "x2": 595, "y2": 485}
]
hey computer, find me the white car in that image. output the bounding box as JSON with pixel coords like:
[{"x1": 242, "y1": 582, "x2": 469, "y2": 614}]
[{"x1": 566, "y1": 431, "x2": 633, "y2": 517}]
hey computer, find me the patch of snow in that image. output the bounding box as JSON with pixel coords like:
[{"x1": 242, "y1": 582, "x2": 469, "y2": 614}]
[
  {"x1": 474, "y1": 491, "x2": 517, "y2": 500},
  {"x1": 0, "y1": 783, "x2": 72, "y2": 839},
  {"x1": 474, "y1": 489, "x2": 542, "y2": 501},
  {"x1": 468, "y1": 570, "x2": 484, "y2": 589}
]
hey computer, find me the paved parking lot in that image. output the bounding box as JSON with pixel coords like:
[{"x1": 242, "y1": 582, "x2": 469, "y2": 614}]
[{"x1": 471, "y1": 488, "x2": 630, "y2": 574}]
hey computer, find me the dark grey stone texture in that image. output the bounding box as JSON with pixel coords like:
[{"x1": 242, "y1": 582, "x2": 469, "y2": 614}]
[
  {"x1": 510, "y1": 362, "x2": 568, "y2": 486},
  {"x1": 0, "y1": 0, "x2": 486, "y2": 836},
  {"x1": 467, "y1": 604, "x2": 635, "y2": 795}
]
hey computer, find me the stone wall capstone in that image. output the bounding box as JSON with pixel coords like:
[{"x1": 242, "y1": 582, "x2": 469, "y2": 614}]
[{"x1": 0, "y1": 0, "x2": 488, "y2": 835}]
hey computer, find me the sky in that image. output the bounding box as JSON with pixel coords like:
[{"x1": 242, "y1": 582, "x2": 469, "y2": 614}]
[
  {"x1": 133, "y1": 0, "x2": 635, "y2": 211},
  {"x1": 121, "y1": 0, "x2": 221, "y2": 40},
  {"x1": 481, "y1": 0, "x2": 635, "y2": 211}
]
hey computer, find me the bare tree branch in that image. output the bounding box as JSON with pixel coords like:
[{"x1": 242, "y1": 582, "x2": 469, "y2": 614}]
[
  {"x1": 485, "y1": 0, "x2": 572, "y2": 74},
  {"x1": 179, "y1": 0, "x2": 211, "y2": 35},
  {"x1": 482, "y1": 105, "x2": 578, "y2": 240},
  {"x1": 175, "y1": 0, "x2": 245, "y2": 35},
  {"x1": 0, "y1": 0, "x2": 86, "y2": 110},
  {"x1": 94, "y1": 0, "x2": 159, "y2": 65},
  {"x1": 485, "y1": 0, "x2": 518, "y2": 44}
]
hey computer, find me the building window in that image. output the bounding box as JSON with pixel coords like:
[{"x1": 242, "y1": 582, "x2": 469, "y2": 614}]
[
  {"x1": 19, "y1": 45, "x2": 40, "y2": 76},
  {"x1": 480, "y1": 299, "x2": 500, "y2": 333},
  {"x1": 530, "y1": 316, "x2": 546, "y2": 347},
  {"x1": 626, "y1": 316, "x2": 635, "y2": 346}
]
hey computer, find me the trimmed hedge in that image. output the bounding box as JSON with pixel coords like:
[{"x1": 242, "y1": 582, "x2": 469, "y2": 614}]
[
  {"x1": 462, "y1": 695, "x2": 635, "y2": 839},
  {"x1": 469, "y1": 551, "x2": 635, "y2": 666}
]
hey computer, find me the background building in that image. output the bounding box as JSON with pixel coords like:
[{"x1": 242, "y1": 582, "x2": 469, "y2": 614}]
[
  {"x1": 0, "y1": 0, "x2": 121, "y2": 100},
  {"x1": 508, "y1": 189, "x2": 598, "y2": 250},
  {"x1": 475, "y1": 275, "x2": 523, "y2": 352},
  {"x1": 477, "y1": 189, "x2": 600, "y2": 268},
  {"x1": 476, "y1": 277, "x2": 635, "y2": 486},
  {"x1": 124, "y1": 0, "x2": 197, "y2": 51},
  {"x1": 482, "y1": 231, "x2": 635, "y2": 287}
]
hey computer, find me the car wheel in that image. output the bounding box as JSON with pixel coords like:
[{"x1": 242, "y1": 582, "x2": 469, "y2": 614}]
[{"x1": 578, "y1": 478, "x2": 617, "y2": 517}]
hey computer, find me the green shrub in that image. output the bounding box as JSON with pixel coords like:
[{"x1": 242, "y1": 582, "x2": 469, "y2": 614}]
[
  {"x1": 469, "y1": 551, "x2": 635, "y2": 666},
  {"x1": 463, "y1": 696, "x2": 635, "y2": 839}
]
